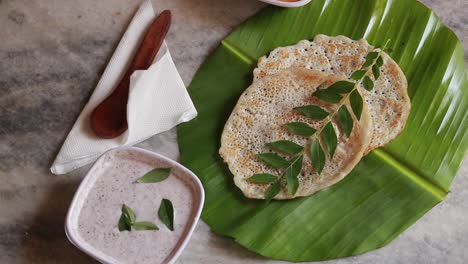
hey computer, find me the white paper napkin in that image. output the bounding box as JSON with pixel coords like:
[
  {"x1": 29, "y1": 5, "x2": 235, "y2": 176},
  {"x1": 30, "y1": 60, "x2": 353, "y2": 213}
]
[{"x1": 50, "y1": 0, "x2": 197, "y2": 175}]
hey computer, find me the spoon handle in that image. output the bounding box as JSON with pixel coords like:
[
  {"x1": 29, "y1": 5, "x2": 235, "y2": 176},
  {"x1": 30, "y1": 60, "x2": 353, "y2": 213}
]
[
  {"x1": 90, "y1": 10, "x2": 172, "y2": 139},
  {"x1": 128, "y1": 10, "x2": 172, "y2": 74}
]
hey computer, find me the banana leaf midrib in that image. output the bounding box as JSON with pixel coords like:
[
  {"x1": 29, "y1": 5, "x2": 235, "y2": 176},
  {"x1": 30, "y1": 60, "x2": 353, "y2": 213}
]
[
  {"x1": 221, "y1": 40, "x2": 256, "y2": 65},
  {"x1": 219, "y1": 37, "x2": 448, "y2": 200},
  {"x1": 373, "y1": 149, "x2": 446, "y2": 199}
]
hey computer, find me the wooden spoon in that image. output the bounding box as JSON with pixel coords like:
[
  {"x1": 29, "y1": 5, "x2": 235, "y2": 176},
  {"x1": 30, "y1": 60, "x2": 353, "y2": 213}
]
[{"x1": 90, "y1": 10, "x2": 172, "y2": 139}]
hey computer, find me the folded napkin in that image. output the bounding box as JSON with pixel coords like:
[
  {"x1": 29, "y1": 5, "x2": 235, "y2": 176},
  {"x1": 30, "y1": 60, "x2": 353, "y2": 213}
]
[{"x1": 51, "y1": 0, "x2": 197, "y2": 175}]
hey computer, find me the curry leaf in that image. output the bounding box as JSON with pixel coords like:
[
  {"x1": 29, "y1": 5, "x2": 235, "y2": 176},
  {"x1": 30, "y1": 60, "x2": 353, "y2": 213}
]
[
  {"x1": 337, "y1": 105, "x2": 354, "y2": 137},
  {"x1": 133, "y1": 222, "x2": 159, "y2": 231},
  {"x1": 248, "y1": 173, "x2": 278, "y2": 183},
  {"x1": 285, "y1": 155, "x2": 303, "y2": 195},
  {"x1": 118, "y1": 204, "x2": 136, "y2": 232},
  {"x1": 327, "y1": 81, "x2": 355, "y2": 93},
  {"x1": 363, "y1": 76, "x2": 374, "y2": 91},
  {"x1": 158, "y1": 199, "x2": 174, "y2": 231},
  {"x1": 362, "y1": 52, "x2": 379, "y2": 68},
  {"x1": 294, "y1": 105, "x2": 329, "y2": 120},
  {"x1": 310, "y1": 139, "x2": 326, "y2": 174},
  {"x1": 265, "y1": 181, "x2": 281, "y2": 202},
  {"x1": 266, "y1": 140, "x2": 303, "y2": 155},
  {"x1": 322, "y1": 122, "x2": 338, "y2": 157},
  {"x1": 312, "y1": 89, "x2": 342, "y2": 103},
  {"x1": 350, "y1": 90, "x2": 364, "y2": 120},
  {"x1": 118, "y1": 214, "x2": 131, "y2": 231},
  {"x1": 137, "y1": 168, "x2": 171, "y2": 183},
  {"x1": 256, "y1": 153, "x2": 290, "y2": 168},
  {"x1": 372, "y1": 64, "x2": 381, "y2": 79},
  {"x1": 285, "y1": 122, "x2": 317, "y2": 137},
  {"x1": 376, "y1": 55, "x2": 384, "y2": 67},
  {"x1": 351, "y1": 70, "x2": 366, "y2": 80},
  {"x1": 122, "y1": 204, "x2": 136, "y2": 225}
]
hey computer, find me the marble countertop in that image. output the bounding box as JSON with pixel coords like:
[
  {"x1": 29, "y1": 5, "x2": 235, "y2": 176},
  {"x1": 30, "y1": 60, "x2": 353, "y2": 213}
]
[{"x1": 0, "y1": 0, "x2": 466, "y2": 263}]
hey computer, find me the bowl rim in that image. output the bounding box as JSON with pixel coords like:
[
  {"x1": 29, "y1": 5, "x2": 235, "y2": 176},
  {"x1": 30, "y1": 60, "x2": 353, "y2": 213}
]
[
  {"x1": 258, "y1": 0, "x2": 312, "y2": 8},
  {"x1": 64, "y1": 146, "x2": 205, "y2": 264}
]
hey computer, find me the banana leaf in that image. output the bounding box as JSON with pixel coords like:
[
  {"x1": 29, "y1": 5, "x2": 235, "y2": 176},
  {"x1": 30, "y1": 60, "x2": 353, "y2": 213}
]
[{"x1": 178, "y1": 0, "x2": 468, "y2": 261}]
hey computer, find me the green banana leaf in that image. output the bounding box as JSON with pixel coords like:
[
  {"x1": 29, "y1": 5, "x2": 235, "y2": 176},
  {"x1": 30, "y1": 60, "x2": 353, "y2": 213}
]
[{"x1": 178, "y1": 0, "x2": 468, "y2": 261}]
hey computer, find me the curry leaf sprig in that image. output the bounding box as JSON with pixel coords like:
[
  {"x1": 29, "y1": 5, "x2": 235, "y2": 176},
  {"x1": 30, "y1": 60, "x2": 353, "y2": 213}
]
[{"x1": 248, "y1": 46, "x2": 387, "y2": 201}]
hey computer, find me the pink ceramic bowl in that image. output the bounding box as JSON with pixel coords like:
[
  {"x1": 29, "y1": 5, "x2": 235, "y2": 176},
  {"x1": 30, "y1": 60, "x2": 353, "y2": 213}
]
[
  {"x1": 65, "y1": 147, "x2": 204, "y2": 264},
  {"x1": 258, "y1": 0, "x2": 312, "y2": 8}
]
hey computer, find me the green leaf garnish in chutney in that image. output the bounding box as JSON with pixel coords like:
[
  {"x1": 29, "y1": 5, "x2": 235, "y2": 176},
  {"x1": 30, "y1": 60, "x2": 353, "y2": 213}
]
[
  {"x1": 158, "y1": 198, "x2": 175, "y2": 231},
  {"x1": 118, "y1": 204, "x2": 159, "y2": 232},
  {"x1": 133, "y1": 222, "x2": 159, "y2": 231},
  {"x1": 122, "y1": 204, "x2": 136, "y2": 225},
  {"x1": 118, "y1": 213, "x2": 131, "y2": 231},
  {"x1": 137, "y1": 168, "x2": 171, "y2": 183}
]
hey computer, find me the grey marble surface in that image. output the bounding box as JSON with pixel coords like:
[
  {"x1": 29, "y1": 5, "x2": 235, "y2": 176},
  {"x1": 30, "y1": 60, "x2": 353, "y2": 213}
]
[{"x1": 0, "y1": 0, "x2": 467, "y2": 263}]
